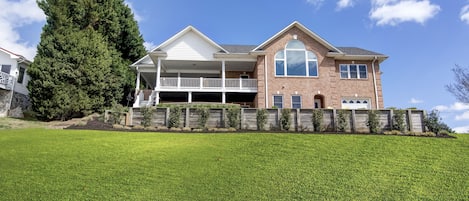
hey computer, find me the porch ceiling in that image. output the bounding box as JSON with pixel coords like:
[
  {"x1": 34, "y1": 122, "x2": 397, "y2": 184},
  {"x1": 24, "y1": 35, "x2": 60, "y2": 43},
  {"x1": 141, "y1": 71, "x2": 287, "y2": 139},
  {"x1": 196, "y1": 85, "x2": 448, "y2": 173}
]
[{"x1": 161, "y1": 60, "x2": 255, "y2": 73}]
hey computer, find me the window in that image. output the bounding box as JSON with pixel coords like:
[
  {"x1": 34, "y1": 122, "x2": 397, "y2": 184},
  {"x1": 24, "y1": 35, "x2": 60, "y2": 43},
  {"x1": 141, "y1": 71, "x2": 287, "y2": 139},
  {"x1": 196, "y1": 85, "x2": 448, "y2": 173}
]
[
  {"x1": 292, "y1": 95, "x2": 301, "y2": 109},
  {"x1": 339, "y1": 64, "x2": 367, "y2": 79},
  {"x1": 341, "y1": 98, "x2": 371, "y2": 109},
  {"x1": 1, "y1": 65, "x2": 11, "y2": 74},
  {"x1": 273, "y1": 95, "x2": 283, "y2": 108},
  {"x1": 17, "y1": 67, "x2": 25, "y2": 84},
  {"x1": 275, "y1": 40, "x2": 318, "y2": 77}
]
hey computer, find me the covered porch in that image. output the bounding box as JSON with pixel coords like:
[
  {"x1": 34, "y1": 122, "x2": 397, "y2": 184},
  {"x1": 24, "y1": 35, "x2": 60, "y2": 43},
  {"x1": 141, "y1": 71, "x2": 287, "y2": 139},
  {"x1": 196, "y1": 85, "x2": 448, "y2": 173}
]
[{"x1": 133, "y1": 59, "x2": 258, "y2": 107}]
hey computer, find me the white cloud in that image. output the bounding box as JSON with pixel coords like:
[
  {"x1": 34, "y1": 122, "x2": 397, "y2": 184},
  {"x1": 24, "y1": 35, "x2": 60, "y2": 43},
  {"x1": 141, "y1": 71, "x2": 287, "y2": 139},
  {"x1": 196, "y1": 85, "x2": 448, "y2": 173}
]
[
  {"x1": 0, "y1": 0, "x2": 45, "y2": 60},
  {"x1": 410, "y1": 98, "x2": 423, "y2": 104},
  {"x1": 143, "y1": 41, "x2": 156, "y2": 51},
  {"x1": 337, "y1": 0, "x2": 355, "y2": 10},
  {"x1": 433, "y1": 102, "x2": 469, "y2": 112},
  {"x1": 370, "y1": 0, "x2": 441, "y2": 26},
  {"x1": 306, "y1": 0, "x2": 325, "y2": 7},
  {"x1": 124, "y1": 0, "x2": 143, "y2": 22},
  {"x1": 456, "y1": 111, "x2": 469, "y2": 121},
  {"x1": 461, "y1": 5, "x2": 469, "y2": 24},
  {"x1": 453, "y1": 125, "x2": 469, "y2": 133}
]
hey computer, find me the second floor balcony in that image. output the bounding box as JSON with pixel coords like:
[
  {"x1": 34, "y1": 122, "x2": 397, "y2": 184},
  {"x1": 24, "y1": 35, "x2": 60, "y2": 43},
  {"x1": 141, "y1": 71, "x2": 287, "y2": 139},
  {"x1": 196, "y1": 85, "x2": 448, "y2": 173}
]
[
  {"x1": 0, "y1": 71, "x2": 14, "y2": 90},
  {"x1": 158, "y1": 77, "x2": 257, "y2": 92}
]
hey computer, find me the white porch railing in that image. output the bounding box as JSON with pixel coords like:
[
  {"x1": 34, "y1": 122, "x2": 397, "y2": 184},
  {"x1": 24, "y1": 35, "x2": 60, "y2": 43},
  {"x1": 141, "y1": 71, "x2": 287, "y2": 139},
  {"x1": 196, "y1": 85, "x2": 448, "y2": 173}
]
[
  {"x1": 159, "y1": 77, "x2": 257, "y2": 90},
  {"x1": 0, "y1": 72, "x2": 14, "y2": 90}
]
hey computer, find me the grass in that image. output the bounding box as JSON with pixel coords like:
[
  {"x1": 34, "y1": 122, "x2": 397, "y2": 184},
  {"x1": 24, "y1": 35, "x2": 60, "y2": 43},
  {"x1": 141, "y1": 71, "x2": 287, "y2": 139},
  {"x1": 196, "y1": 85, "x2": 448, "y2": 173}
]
[{"x1": 0, "y1": 129, "x2": 468, "y2": 200}]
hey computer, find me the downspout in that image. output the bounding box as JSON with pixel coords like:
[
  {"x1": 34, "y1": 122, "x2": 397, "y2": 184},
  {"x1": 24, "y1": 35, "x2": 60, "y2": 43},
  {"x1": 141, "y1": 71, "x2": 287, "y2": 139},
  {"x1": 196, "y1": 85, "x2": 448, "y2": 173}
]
[
  {"x1": 371, "y1": 56, "x2": 379, "y2": 109},
  {"x1": 264, "y1": 55, "x2": 268, "y2": 108}
]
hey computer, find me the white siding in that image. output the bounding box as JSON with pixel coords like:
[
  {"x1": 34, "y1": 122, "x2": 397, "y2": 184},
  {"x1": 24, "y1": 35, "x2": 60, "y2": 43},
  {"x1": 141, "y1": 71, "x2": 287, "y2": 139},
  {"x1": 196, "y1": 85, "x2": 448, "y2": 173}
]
[
  {"x1": 0, "y1": 51, "x2": 18, "y2": 77},
  {"x1": 162, "y1": 31, "x2": 220, "y2": 61},
  {"x1": 0, "y1": 50, "x2": 29, "y2": 95}
]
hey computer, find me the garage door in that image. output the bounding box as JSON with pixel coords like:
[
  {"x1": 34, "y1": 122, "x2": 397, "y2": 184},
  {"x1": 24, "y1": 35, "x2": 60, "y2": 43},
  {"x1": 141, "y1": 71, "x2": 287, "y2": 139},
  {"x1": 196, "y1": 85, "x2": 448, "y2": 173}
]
[{"x1": 341, "y1": 99, "x2": 370, "y2": 109}]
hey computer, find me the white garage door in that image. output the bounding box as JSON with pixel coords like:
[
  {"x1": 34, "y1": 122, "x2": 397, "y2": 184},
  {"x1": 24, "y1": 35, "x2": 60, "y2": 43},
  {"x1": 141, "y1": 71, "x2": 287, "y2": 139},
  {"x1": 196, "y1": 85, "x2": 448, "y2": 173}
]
[{"x1": 341, "y1": 99, "x2": 370, "y2": 109}]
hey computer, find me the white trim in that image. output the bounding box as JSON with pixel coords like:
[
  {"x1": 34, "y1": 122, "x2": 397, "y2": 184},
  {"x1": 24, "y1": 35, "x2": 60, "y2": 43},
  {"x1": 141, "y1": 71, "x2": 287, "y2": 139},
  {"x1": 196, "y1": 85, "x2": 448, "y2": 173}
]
[
  {"x1": 274, "y1": 40, "x2": 319, "y2": 77},
  {"x1": 273, "y1": 95, "x2": 283, "y2": 108},
  {"x1": 253, "y1": 21, "x2": 342, "y2": 53},
  {"x1": 291, "y1": 95, "x2": 302, "y2": 109},
  {"x1": 264, "y1": 55, "x2": 269, "y2": 108},
  {"x1": 339, "y1": 64, "x2": 368, "y2": 79}
]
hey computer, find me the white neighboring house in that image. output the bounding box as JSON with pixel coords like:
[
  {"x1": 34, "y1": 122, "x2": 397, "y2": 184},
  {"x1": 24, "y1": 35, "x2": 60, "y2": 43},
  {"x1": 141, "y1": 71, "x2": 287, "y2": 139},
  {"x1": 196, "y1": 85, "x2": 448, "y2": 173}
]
[{"x1": 0, "y1": 47, "x2": 31, "y2": 117}]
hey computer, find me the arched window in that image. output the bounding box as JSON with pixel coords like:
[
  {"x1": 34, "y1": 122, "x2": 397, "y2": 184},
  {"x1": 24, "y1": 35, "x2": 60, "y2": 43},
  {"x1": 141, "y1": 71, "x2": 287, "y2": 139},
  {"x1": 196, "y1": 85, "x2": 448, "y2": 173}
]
[{"x1": 275, "y1": 40, "x2": 318, "y2": 77}]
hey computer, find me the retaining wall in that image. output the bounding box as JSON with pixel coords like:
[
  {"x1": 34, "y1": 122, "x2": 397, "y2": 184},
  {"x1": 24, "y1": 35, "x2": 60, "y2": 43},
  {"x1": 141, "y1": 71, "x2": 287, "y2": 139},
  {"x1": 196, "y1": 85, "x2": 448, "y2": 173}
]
[{"x1": 129, "y1": 108, "x2": 426, "y2": 133}]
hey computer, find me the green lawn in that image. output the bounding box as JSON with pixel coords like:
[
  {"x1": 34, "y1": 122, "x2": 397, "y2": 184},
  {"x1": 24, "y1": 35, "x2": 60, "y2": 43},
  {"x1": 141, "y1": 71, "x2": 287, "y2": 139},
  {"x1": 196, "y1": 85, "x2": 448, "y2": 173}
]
[{"x1": 0, "y1": 129, "x2": 468, "y2": 200}]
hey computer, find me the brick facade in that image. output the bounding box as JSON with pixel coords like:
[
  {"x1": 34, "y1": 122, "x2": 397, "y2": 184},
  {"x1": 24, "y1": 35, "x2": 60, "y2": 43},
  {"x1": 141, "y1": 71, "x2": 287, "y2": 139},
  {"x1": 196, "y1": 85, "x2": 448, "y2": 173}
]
[{"x1": 255, "y1": 26, "x2": 384, "y2": 109}]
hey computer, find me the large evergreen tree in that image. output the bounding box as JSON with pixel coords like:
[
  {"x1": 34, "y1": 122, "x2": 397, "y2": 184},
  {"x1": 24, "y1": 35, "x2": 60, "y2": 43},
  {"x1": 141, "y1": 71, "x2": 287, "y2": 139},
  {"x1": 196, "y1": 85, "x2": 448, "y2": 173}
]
[{"x1": 29, "y1": 0, "x2": 146, "y2": 120}]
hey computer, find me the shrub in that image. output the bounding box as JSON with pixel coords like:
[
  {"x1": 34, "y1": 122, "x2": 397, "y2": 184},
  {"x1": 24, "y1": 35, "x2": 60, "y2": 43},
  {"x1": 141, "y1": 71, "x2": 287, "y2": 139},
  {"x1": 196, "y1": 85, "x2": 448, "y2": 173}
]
[
  {"x1": 280, "y1": 108, "x2": 291, "y2": 131},
  {"x1": 196, "y1": 107, "x2": 210, "y2": 129},
  {"x1": 311, "y1": 109, "x2": 324, "y2": 132},
  {"x1": 140, "y1": 106, "x2": 154, "y2": 128},
  {"x1": 336, "y1": 110, "x2": 348, "y2": 132},
  {"x1": 392, "y1": 110, "x2": 407, "y2": 133},
  {"x1": 108, "y1": 103, "x2": 128, "y2": 125},
  {"x1": 367, "y1": 110, "x2": 381, "y2": 134},
  {"x1": 424, "y1": 110, "x2": 454, "y2": 134},
  {"x1": 256, "y1": 109, "x2": 268, "y2": 131},
  {"x1": 168, "y1": 106, "x2": 182, "y2": 128},
  {"x1": 226, "y1": 107, "x2": 240, "y2": 129}
]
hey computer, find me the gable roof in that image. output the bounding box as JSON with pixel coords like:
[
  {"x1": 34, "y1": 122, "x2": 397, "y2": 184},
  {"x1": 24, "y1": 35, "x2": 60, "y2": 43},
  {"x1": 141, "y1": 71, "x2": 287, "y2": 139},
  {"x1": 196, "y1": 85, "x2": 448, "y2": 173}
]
[
  {"x1": 132, "y1": 26, "x2": 231, "y2": 66},
  {"x1": 153, "y1": 26, "x2": 228, "y2": 53},
  {"x1": 252, "y1": 21, "x2": 343, "y2": 53},
  {"x1": 0, "y1": 47, "x2": 31, "y2": 64}
]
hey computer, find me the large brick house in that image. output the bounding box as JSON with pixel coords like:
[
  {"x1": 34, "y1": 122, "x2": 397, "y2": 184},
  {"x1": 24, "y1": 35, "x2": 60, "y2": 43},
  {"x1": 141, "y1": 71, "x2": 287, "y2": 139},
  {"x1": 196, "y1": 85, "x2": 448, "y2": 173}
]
[{"x1": 131, "y1": 21, "x2": 387, "y2": 109}]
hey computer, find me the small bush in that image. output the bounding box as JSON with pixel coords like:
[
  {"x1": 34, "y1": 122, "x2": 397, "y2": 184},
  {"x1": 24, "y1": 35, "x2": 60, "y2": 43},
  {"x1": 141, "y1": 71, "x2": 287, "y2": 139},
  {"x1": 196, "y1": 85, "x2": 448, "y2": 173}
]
[
  {"x1": 367, "y1": 110, "x2": 381, "y2": 134},
  {"x1": 226, "y1": 107, "x2": 240, "y2": 129},
  {"x1": 311, "y1": 109, "x2": 324, "y2": 132},
  {"x1": 196, "y1": 107, "x2": 210, "y2": 129},
  {"x1": 280, "y1": 108, "x2": 291, "y2": 131},
  {"x1": 392, "y1": 110, "x2": 407, "y2": 132},
  {"x1": 336, "y1": 110, "x2": 348, "y2": 132},
  {"x1": 108, "y1": 103, "x2": 128, "y2": 125},
  {"x1": 424, "y1": 110, "x2": 454, "y2": 134},
  {"x1": 140, "y1": 106, "x2": 154, "y2": 128},
  {"x1": 256, "y1": 109, "x2": 268, "y2": 131},
  {"x1": 168, "y1": 106, "x2": 182, "y2": 128}
]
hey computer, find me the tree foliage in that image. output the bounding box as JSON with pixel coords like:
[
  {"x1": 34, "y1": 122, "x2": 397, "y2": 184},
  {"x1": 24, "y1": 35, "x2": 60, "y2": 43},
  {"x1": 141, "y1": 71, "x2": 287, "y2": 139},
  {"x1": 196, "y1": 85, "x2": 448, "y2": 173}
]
[
  {"x1": 29, "y1": 0, "x2": 146, "y2": 120},
  {"x1": 447, "y1": 65, "x2": 469, "y2": 103}
]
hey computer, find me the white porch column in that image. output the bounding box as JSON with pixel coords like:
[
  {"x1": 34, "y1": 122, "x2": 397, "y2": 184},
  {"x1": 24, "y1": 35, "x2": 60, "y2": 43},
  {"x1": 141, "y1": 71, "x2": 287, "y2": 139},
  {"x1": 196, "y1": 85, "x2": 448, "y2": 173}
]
[
  {"x1": 188, "y1": 92, "x2": 192, "y2": 103},
  {"x1": 222, "y1": 60, "x2": 226, "y2": 89},
  {"x1": 155, "y1": 91, "x2": 160, "y2": 105},
  {"x1": 156, "y1": 58, "x2": 161, "y2": 89},
  {"x1": 222, "y1": 92, "x2": 226, "y2": 104},
  {"x1": 135, "y1": 68, "x2": 140, "y2": 90},
  {"x1": 177, "y1": 72, "x2": 181, "y2": 88}
]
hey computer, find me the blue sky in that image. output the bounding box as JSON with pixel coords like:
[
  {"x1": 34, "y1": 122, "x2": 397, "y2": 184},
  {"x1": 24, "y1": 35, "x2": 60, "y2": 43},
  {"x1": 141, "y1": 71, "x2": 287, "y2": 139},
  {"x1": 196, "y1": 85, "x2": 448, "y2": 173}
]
[{"x1": 1, "y1": 0, "x2": 469, "y2": 132}]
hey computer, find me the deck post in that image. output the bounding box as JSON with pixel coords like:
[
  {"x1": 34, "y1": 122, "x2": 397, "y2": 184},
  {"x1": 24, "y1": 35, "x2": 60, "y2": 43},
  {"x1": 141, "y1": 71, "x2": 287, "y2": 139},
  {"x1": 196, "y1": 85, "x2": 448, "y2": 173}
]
[
  {"x1": 188, "y1": 92, "x2": 192, "y2": 103},
  {"x1": 156, "y1": 58, "x2": 161, "y2": 89},
  {"x1": 222, "y1": 60, "x2": 226, "y2": 90},
  {"x1": 222, "y1": 92, "x2": 226, "y2": 104}
]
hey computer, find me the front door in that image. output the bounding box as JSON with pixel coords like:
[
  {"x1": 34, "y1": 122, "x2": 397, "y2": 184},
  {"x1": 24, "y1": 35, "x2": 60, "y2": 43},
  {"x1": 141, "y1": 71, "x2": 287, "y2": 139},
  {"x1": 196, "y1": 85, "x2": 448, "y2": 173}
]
[{"x1": 314, "y1": 99, "x2": 322, "y2": 108}]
